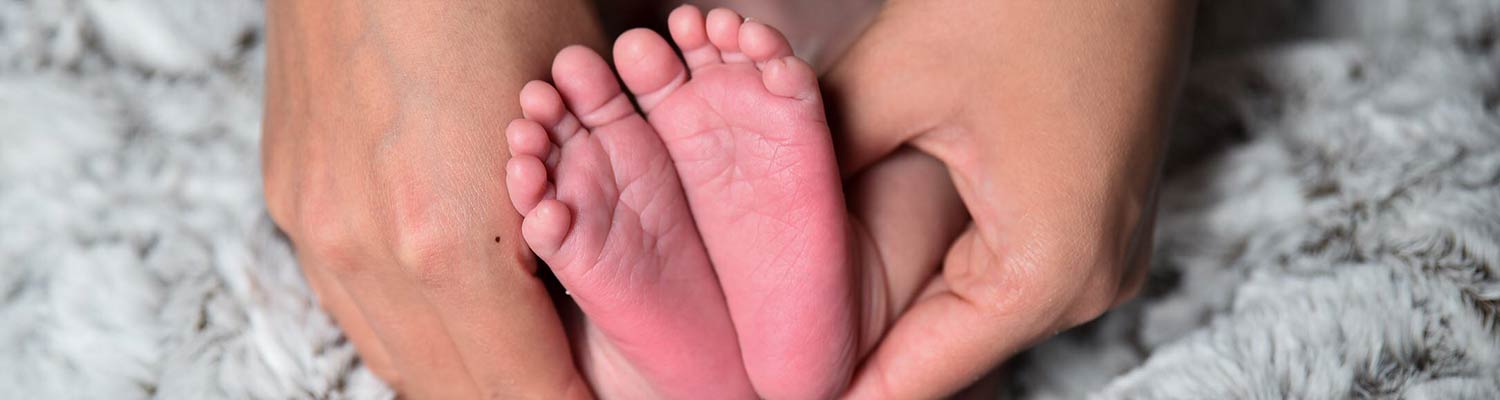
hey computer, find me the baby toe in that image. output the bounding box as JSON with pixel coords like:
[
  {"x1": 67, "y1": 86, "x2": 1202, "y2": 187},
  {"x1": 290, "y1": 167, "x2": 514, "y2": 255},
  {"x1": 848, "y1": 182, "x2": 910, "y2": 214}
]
[
  {"x1": 520, "y1": 81, "x2": 585, "y2": 144},
  {"x1": 521, "y1": 199, "x2": 573, "y2": 260},
  {"x1": 762, "y1": 56, "x2": 820, "y2": 102},
  {"x1": 505, "y1": 155, "x2": 551, "y2": 216},
  {"x1": 506, "y1": 119, "x2": 552, "y2": 160},
  {"x1": 739, "y1": 21, "x2": 794, "y2": 67},
  {"x1": 668, "y1": 5, "x2": 722, "y2": 70},
  {"x1": 706, "y1": 8, "x2": 749, "y2": 63}
]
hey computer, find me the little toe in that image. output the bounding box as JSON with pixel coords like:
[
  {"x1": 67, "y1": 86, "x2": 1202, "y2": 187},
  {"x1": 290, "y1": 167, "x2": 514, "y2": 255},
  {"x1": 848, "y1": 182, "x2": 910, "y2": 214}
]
[
  {"x1": 505, "y1": 155, "x2": 550, "y2": 216},
  {"x1": 521, "y1": 199, "x2": 573, "y2": 259},
  {"x1": 762, "y1": 56, "x2": 821, "y2": 102},
  {"x1": 614, "y1": 28, "x2": 689, "y2": 113},
  {"x1": 668, "y1": 5, "x2": 721, "y2": 69},
  {"x1": 551, "y1": 46, "x2": 636, "y2": 129},
  {"x1": 739, "y1": 21, "x2": 794, "y2": 67},
  {"x1": 705, "y1": 8, "x2": 749, "y2": 63},
  {"x1": 506, "y1": 119, "x2": 552, "y2": 161},
  {"x1": 520, "y1": 81, "x2": 585, "y2": 144}
]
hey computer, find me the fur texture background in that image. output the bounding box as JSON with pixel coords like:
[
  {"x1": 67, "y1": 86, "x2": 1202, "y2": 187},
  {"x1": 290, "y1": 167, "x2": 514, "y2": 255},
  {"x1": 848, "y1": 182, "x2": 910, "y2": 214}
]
[{"x1": 1, "y1": 1, "x2": 1496, "y2": 398}]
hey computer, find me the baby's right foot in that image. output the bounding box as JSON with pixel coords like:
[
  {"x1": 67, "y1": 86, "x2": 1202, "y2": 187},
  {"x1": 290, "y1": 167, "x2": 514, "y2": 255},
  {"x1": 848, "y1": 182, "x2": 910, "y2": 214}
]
[
  {"x1": 611, "y1": 6, "x2": 857, "y2": 398},
  {"x1": 505, "y1": 47, "x2": 753, "y2": 399}
]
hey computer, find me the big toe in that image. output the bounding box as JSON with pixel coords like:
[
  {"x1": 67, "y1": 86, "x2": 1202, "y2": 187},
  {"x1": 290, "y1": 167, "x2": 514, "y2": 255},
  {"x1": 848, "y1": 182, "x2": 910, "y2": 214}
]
[
  {"x1": 551, "y1": 46, "x2": 636, "y2": 129},
  {"x1": 614, "y1": 28, "x2": 688, "y2": 113}
]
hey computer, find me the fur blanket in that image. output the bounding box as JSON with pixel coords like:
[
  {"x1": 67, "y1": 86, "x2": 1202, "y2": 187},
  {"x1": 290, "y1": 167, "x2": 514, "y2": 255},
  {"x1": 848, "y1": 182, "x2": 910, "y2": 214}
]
[{"x1": 1, "y1": 1, "x2": 1496, "y2": 398}]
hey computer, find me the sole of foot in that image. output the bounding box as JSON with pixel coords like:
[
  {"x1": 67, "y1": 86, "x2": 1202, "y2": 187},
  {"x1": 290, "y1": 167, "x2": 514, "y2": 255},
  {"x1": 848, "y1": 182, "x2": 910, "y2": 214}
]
[
  {"x1": 610, "y1": 5, "x2": 857, "y2": 398},
  {"x1": 505, "y1": 46, "x2": 754, "y2": 399}
]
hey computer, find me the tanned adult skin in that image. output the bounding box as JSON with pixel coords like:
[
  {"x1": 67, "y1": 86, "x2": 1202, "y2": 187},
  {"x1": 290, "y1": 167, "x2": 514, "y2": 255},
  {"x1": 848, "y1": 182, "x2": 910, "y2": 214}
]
[
  {"x1": 261, "y1": 1, "x2": 603, "y2": 398},
  {"x1": 825, "y1": 0, "x2": 1195, "y2": 398},
  {"x1": 261, "y1": 0, "x2": 1195, "y2": 397}
]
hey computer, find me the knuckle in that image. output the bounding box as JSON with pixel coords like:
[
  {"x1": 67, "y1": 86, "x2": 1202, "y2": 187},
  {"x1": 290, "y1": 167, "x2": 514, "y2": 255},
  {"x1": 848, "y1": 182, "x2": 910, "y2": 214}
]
[
  {"x1": 298, "y1": 222, "x2": 362, "y2": 275},
  {"x1": 293, "y1": 196, "x2": 365, "y2": 275},
  {"x1": 383, "y1": 175, "x2": 488, "y2": 288},
  {"x1": 391, "y1": 222, "x2": 467, "y2": 288}
]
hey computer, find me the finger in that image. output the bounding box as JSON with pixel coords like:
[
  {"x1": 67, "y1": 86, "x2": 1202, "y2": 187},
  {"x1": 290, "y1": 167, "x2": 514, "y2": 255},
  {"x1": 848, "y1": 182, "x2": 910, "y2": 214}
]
[
  {"x1": 410, "y1": 239, "x2": 592, "y2": 399},
  {"x1": 845, "y1": 229, "x2": 1070, "y2": 400},
  {"x1": 298, "y1": 256, "x2": 401, "y2": 388},
  {"x1": 846, "y1": 148, "x2": 967, "y2": 356},
  {"x1": 327, "y1": 256, "x2": 484, "y2": 399},
  {"x1": 820, "y1": 0, "x2": 941, "y2": 175}
]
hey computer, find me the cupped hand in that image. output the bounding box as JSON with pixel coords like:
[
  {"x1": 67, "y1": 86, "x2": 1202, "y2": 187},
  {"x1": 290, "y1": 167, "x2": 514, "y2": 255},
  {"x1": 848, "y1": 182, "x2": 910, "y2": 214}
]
[{"x1": 825, "y1": 0, "x2": 1193, "y2": 398}]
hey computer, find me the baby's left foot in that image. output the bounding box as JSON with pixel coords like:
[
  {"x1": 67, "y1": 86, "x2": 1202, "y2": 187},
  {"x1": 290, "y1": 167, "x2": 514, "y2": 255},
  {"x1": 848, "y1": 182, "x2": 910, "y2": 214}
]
[{"x1": 505, "y1": 47, "x2": 754, "y2": 399}]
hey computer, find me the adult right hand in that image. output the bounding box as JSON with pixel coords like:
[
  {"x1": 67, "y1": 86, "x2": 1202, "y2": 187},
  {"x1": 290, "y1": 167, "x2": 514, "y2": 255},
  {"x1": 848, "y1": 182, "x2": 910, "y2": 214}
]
[
  {"x1": 823, "y1": 0, "x2": 1193, "y2": 398},
  {"x1": 261, "y1": 1, "x2": 602, "y2": 398}
]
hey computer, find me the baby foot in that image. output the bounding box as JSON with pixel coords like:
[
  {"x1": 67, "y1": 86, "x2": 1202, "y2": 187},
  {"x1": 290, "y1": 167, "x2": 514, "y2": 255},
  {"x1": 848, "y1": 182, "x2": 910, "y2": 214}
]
[
  {"x1": 610, "y1": 6, "x2": 857, "y2": 398},
  {"x1": 505, "y1": 47, "x2": 754, "y2": 399}
]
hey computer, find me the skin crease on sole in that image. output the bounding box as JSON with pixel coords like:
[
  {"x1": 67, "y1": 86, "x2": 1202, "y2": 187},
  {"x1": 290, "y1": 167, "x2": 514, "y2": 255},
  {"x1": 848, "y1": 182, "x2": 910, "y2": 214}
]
[
  {"x1": 611, "y1": 6, "x2": 858, "y2": 399},
  {"x1": 506, "y1": 47, "x2": 755, "y2": 399},
  {"x1": 508, "y1": 5, "x2": 857, "y2": 399}
]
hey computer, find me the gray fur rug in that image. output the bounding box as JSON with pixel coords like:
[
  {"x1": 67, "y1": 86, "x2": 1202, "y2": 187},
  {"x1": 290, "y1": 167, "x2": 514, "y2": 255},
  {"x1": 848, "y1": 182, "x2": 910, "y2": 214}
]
[{"x1": 1, "y1": 1, "x2": 1496, "y2": 398}]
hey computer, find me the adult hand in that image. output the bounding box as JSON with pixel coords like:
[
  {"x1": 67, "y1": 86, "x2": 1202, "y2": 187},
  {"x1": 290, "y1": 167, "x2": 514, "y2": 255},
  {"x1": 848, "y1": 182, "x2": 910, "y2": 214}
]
[
  {"x1": 261, "y1": 1, "x2": 602, "y2": 398},
  {"x1": 825, "y1": 0, "x2": 1196, "y2": 398}
]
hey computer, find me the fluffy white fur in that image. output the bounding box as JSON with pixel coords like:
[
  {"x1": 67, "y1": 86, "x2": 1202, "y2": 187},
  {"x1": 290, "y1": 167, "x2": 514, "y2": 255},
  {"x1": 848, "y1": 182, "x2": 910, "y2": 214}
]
[{"x1": 0, "y1": 1, "x2": 1495, "y2": 398}]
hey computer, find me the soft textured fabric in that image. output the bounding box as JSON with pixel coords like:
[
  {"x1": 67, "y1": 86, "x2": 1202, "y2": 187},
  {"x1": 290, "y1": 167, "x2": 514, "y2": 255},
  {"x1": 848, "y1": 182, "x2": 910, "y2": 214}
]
[{"x1": 1, "y1": 1, "x2": 1495, "y2": 398}]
